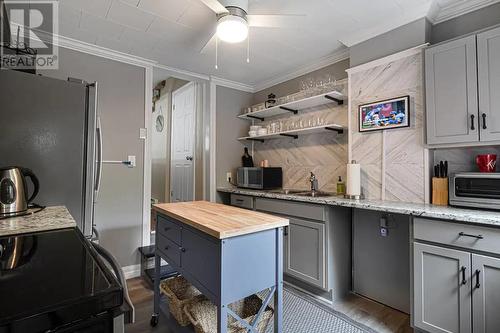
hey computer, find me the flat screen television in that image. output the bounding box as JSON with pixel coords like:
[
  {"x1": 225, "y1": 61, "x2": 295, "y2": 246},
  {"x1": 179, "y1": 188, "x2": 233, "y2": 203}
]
[{"x1": 359, "y1": 96, "x2": 410, "y2": 132}]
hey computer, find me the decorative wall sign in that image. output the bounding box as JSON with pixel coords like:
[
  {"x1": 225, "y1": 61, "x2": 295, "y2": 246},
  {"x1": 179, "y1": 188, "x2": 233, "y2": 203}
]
[{"x1": 359, "y1": 96, "x2": 410, "y2": 132}]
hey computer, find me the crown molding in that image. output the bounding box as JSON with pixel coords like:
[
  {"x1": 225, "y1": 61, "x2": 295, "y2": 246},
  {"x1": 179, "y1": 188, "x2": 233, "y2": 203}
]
[
  {"x1": 429, "y1": 0, "x2": 500, "y2": 24},
  {"x1": 252, "y1": 48, "x2": 350, "y2": 93},
  {"x1": 210, "y1": 75, "x2": 255, "y2": 93}
]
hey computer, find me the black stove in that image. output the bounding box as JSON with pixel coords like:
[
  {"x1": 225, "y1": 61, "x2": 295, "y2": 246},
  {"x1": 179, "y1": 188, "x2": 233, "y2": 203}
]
[{"x1": 0, "y1": 229, "x2": 123, "y2": 332}]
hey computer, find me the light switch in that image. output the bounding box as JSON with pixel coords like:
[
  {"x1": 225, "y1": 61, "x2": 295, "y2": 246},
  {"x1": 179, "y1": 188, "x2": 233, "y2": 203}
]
[{"x1": 127, "y1": 155, "x2": 136, "y2": 168}]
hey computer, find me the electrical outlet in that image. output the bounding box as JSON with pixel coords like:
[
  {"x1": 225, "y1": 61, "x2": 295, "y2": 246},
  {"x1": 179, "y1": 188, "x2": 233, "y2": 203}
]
[
  {"x1": 127, "y1": 155, "x2": 136, "y2": 168},
  {"x1": 226, "y1": 172, "x2": 232, "y2": 182}
]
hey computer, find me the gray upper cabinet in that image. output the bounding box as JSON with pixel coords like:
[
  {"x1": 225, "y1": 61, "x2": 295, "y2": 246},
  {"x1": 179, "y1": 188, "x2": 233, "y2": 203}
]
[
  {"x1": 425, "y1": 35, "x2": 479, "y2": 145},
  {"x1": 413, "y1": 242, "x2": 472, "y2": 333},
  {"x1": 284, "y1": 217, "x2": 325, "y2": 289},
  {"x1": 477, "y1": 26, "x2": 500, "y2": 142},
  {"x1": 472, "y1": 254, "x2": 500, "y2": 333}
]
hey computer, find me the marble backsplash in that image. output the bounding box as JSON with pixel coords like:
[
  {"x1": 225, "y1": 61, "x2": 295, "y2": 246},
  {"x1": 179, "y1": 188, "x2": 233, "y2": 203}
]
[
  {"x1": 350, "y1": 52, "x2": 426, "y2": 203},
  {"x1": 251, "y1": 102, "x2": 348, "y2": 192},
  {"x1": 433, "y1": 146, "x2": 500, "y2": 175}
]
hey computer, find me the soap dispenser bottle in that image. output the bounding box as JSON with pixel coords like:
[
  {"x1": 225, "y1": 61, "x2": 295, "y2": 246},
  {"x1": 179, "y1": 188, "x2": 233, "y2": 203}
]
[{"x1": 337, "y1": 176, "x2": 346, "y2": 195}]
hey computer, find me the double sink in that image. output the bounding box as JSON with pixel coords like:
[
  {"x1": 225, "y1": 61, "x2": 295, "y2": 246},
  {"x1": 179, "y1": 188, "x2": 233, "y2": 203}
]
[{"x1": 270, "y1": 189, "x2": 334, "y2": 198}]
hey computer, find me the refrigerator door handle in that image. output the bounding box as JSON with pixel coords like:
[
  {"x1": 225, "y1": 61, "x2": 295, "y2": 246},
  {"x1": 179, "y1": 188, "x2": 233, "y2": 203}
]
[{"x1": 95, "y1": 115, "x2": 103, "y2": 202}]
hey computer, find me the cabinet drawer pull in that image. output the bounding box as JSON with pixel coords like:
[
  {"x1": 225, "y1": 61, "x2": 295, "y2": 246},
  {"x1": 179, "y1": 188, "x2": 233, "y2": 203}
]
[
  {"x1": 284, "y1": 226, "x2": 288, "y2": 236},
  {"x1": 164, "y1": 245, "x2": 169, "y2": 251},
  {"x1": 235, "y1": 199, "x2": 244, "y2": 202},
  {"x1": 470, "y1": 114, "x2": 475, "y2": 130},
  {"x1": 461, "y1": 266, "x2": 467, "y2": 285},
  {"x1": 459, "y1": 232, "x2": 483, "y2": 239},
  {"x1": 482, "y1": 113, "x2": 487, "y2": 130},
  {"x1": 475, "y1": 269, "x2": 481, "y2": 289},
  {"x1": 164, "y1": 227, "x2": 170, "y2": 232},
  {"x1": 180, "y1": 247, "x2": 186, "y2": 253}
]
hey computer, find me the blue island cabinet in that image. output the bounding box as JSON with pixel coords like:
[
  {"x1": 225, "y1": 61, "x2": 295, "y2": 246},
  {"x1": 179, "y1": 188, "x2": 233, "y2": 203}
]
[{"x1": 151, "y1": 201, "x2": 288, "y2": 333}]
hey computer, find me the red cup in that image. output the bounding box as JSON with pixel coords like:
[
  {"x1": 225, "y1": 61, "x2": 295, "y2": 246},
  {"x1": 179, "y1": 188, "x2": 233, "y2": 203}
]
[{"x1": 476, "y1": 154, "x2": 497, "y2": 172}]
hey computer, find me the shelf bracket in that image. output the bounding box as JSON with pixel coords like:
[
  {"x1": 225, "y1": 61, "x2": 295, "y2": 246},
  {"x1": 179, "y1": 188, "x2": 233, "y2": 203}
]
[
  {"x1": 280, "y1": 133, "x2": 298, "y2": 139},
  {"x1": 246, "y1": 114, "x2": 265, "y2": 121},
  {"x1": 247, "y1": 138, "x2": 265, "y2": 143},
  {"x1": 324, "y1": 95, "x2": 344, "y2": 105},
  {"x1": 279, "y1": 106, "x2": 298, "y2": 114},
  {"x1": 325, "y1": 127, "x2": 344, "y2": 134}
]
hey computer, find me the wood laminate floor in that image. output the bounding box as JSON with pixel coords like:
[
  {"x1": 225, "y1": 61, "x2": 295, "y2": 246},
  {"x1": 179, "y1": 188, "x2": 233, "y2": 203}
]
[{"x1": 125, "y1": 277, "x2": 413, "y2": 333}]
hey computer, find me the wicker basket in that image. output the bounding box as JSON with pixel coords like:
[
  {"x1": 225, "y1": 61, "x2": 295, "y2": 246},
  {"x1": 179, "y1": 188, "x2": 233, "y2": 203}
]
[
  {"x1": 160, "y1": 276, "x2": 204, "y2": 326},
  {"x1": 184, "y1": 295, "x2": 274, "y2": 333}
]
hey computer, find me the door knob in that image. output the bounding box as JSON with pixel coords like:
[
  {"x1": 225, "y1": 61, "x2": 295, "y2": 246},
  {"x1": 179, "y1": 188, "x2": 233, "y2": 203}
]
[{"x1": 186, "y1": 156, "x2": 193, "y2": 161}]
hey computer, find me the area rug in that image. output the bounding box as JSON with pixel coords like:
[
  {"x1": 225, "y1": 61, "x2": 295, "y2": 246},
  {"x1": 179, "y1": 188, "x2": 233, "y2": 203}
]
[{"x1": 264, "y1": 288, "x2": 377, "y2": 333}]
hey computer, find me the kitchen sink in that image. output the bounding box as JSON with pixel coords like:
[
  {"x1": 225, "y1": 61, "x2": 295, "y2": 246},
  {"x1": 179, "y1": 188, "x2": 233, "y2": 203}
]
[{"x1": 270, "y1": 189, "x2": 306, "y2": 195}]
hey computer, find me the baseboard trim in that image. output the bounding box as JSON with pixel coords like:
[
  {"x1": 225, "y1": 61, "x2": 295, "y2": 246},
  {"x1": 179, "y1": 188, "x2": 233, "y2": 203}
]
[{"x1": 123, "y1": 264, "x2": 141, "y2": 280}]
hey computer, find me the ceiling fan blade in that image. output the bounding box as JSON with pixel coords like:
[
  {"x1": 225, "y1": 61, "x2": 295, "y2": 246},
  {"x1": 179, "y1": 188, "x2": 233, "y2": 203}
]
[
  {"x1": 199, "y1": 33, "x2": 217, "y2": 54},
  {"x1": 197, "y1": 0, "x2": 229, "y2": 14},
  {"x1": 247, "y1": 14, "x2": 305, "y2": 28}
]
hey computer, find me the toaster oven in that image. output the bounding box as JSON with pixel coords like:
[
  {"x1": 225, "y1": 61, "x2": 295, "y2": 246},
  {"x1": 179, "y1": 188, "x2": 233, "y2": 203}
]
[
  {"x1": 449, "y1": 172, "x2": 500, "y2": 210},
  {"x1": 236, "y1": 167, "x2": 282, "y2": 190}
]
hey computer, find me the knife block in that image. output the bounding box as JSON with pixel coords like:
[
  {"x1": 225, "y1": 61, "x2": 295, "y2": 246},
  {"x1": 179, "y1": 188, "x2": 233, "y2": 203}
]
[{"x1": 432, "y1": 177, "x2": 449, "y2": 206}]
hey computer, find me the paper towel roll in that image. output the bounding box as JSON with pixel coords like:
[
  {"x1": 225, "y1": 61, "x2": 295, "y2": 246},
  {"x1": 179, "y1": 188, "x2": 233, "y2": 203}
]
[{"x1": 346, "y1": 161, "x2": 361, "y2": 197}]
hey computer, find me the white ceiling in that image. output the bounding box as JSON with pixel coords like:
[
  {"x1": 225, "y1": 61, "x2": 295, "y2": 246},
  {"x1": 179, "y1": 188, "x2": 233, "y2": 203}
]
[{"x1": 20, "y1": 0, "x2": 500, "y2": 86}]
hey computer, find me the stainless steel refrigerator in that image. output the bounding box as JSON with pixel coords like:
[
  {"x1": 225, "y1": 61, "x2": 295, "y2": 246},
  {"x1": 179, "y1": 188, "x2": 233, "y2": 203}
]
[{"x1": 0, "y1": 69, "x2": 102, "y2": 238}]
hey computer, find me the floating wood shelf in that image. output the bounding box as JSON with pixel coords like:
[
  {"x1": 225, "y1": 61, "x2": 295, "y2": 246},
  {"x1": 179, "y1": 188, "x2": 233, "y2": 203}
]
[
  {"x1": 238, "y1": 90, "x2": 345, "y2": 121},
  {"x1": 238, "y1": 124, "x2": 345, "y2": 142}
]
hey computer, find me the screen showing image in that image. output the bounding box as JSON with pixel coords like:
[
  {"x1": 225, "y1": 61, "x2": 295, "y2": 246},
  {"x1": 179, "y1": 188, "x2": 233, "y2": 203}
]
[{"x1": 360, "y1": 97, "x2": 409, "y2": 132}]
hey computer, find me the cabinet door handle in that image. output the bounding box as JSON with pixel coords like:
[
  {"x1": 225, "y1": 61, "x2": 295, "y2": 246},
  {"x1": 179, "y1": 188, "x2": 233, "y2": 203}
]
[
  {"x1": 164, "y1": 245, "x2": 169, "y2": 251},
  {"x1": 482, "y1": 113, "x2": 487, "y2": 130},
  {"x1": 459, "y1": 232, "x2": 484, "y2": 240},
  {"x1": 164, "y1": 227, "x2": 170, "y2": 232},
  {"x1": 470, "y1": 114, "x2": 475, "y2": 131},
  {"x1": 180, "y1": 247, "x2": 186, "y2": 253},
  {"x1": 284, "y1": 226, "x2": 288, "y2": 236},
  {"x1": 475, "y1": 269, "x2": 481, "y2": 289},
  {"x1": 461, "y1": 266, "x2": 467, "y2": 285}
]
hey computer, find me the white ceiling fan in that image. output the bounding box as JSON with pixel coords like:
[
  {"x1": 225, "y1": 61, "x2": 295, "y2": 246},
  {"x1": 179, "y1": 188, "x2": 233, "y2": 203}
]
[{"x1": 196, "y1": 0, "x2": 305, "y2": 58}]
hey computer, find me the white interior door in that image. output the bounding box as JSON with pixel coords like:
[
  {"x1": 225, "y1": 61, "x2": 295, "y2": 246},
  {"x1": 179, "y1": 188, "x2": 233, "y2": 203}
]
[{"x1": 170, "y1": 83, "x2": 195, "y2": 202}]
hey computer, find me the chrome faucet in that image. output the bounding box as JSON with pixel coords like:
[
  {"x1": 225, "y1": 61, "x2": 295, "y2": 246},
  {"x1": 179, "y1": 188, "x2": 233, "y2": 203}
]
[{"x1": 309, "y1": 172, "x2": 318, "y2": 193}]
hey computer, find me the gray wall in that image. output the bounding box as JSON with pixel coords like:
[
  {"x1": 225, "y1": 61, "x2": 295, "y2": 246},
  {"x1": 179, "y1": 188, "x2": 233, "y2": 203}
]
[
  {"x1": 215, "y1": 86, "x2": 253, "y2": 198},
  {"x1": 253, "y1": 58, "x2": 350, "y2": 104},
  {"x1": 39, "y1": 47, "x2": 145, "y2": 267},
  {"x1": 350, "y1": 18, "x2": 431, "y2": 67},
  {"x1": 431, "y1": 2, "x2": 500, "y2": 44}
]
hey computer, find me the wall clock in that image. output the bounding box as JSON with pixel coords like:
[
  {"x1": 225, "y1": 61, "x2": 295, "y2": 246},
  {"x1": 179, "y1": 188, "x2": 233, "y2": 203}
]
[{"x1": 156, "y1": 114, "x2": 164, "y2": 132}]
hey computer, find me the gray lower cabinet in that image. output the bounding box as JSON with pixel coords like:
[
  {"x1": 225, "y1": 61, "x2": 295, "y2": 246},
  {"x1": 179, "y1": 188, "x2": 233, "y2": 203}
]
[
  {"x1": 284, "y1": 217, "x2": 325, "y2": 289},
  {"x1": 472, "y1": 254, "x2": 500, "y2": 333},
  {"x1": 477, "y1": 26, "x2": 500, "y2": 142},
  {"x1": 425, "y1": 35, "x2": 478, "y2": 145},
  {"x1": 414, "y1": 242, "x2": 500, "y2": 333},
  {"x1": 413, "y1": 242, "x2": 472, "y2": 333}
]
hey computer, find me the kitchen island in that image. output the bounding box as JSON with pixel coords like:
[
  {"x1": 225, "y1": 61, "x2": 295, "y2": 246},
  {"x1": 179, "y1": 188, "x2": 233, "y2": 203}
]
[{"x1": 152, "y1": 201, "x2": 289, "y2": 333}]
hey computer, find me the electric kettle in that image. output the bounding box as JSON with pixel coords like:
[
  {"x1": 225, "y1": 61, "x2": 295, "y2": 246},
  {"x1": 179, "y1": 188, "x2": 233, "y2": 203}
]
[{"x1": 0, "y1": 167, "x2": 39, "y2": 217}]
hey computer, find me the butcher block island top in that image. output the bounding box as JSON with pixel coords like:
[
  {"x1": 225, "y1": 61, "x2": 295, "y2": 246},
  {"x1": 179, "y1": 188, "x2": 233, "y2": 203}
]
[{"x1": 153, "y1": 201, "x2": 289, "y2": 239}]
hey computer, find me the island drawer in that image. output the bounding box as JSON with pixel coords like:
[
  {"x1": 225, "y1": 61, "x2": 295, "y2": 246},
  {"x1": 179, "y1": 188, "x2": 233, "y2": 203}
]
[
  {"x1": 157, "y1": 214, "x2": 181, "y2": 245},
  {"x1": 157, "y1": 233, "x2": 181, "y2": 267},
  {"x1": 255, "y1": 198, "x2": 325, "y2": 221},
  {"x1": 414, "y1": 217, "x2": 500, "y2": 255},
  {"x1": 230, "y1": 194, "x2": 254, "y2": 210}
]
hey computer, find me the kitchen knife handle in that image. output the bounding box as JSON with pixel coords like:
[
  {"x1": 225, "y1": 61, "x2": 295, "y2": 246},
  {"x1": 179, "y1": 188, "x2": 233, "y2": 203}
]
[
  {"x1": 470, "y1": 114, "x2": 475, "y2": 131},
  {"x1": 482, "y1": 113, "x2": 487, "y2": 130}
]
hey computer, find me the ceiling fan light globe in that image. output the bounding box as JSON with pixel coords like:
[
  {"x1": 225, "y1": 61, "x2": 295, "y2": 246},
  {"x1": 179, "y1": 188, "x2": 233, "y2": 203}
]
[{"x1": 216, "y1": 15, "x2": 248, "y2": 43}]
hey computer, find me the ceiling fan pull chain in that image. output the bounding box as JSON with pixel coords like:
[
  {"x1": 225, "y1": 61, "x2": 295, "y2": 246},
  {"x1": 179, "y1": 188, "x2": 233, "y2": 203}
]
[
  {"x1": 215, "y1": 37, "x2": 219, "y2": 70},
  {"x1": 247, "y1": 33, "x2": 250, "y2": 63}
]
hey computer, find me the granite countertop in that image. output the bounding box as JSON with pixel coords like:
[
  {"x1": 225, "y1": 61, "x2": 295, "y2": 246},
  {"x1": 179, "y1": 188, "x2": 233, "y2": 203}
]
[
  {"x1": 0, "y1": 206, "x2": 76, "y2": 237},
  {"x1": 217, "y1": 187, "x2": 500, "y2": 227}
]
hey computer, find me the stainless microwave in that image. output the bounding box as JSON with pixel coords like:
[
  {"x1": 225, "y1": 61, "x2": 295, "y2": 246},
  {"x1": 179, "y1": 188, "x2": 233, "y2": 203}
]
[
  {"x1": 449, "y1": 172, "x2": 500, "y2": 210},
  {"x1": 236, "y1": 167, "x2": 282, "y2": 190}
]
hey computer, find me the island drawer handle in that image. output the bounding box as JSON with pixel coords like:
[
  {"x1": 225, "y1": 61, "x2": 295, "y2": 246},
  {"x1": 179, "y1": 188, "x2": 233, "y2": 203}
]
[
  {"x1": 180, "y1": 247, "x2": 186, "y2": 253},
  {"x1": 164, "y1": 245, "x2": 169, "y2": 251},
  {"x1": 459, "y1": 232, "x2": 483, "y2": 239},
  {"x1": 164, "y1": 227, "x2": 170, "y2": 232}
]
